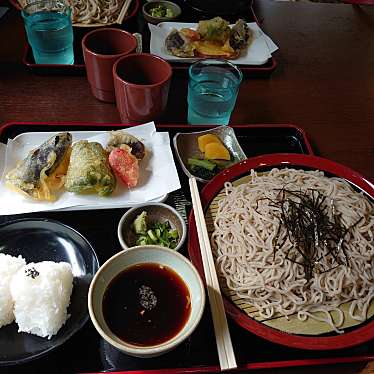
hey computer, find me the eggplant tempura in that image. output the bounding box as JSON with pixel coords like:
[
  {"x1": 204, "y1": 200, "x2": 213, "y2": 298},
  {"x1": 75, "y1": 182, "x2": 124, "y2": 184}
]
[{"x1": 5, "y1": 132, "x2": 72, "y2": 201}]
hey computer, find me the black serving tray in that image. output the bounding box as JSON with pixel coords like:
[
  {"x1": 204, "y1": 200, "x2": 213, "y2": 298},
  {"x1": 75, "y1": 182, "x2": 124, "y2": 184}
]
[{"x1": 1, "y1": 122, "x2": 372, "y2": 374}]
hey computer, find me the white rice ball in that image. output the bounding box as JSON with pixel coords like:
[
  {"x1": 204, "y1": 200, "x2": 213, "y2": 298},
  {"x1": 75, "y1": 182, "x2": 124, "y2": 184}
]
[
  {"x1": 0, "y1": 253, "x2": 26, "y2": 328},
  {"x1": 10, "y1": 261, "x2": 73, "y2": 339}
]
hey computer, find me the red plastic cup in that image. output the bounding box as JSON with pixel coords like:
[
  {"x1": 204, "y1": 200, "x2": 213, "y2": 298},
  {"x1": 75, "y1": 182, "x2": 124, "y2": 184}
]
[
  {"x1": 113, "y1": 53, "x2": 172, "y2": 123},
  {"x1": 82, "y1": 28, "x2": 137, "y2": 103}
]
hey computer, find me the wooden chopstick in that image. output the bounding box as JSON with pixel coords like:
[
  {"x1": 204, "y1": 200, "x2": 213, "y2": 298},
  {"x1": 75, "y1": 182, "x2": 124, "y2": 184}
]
[
  {"x1": 189, "y1": 177, "x2": 237, "y2": 371},
  {"x1": 117, "y1": 0, "x2": 133, "y2": 24}
]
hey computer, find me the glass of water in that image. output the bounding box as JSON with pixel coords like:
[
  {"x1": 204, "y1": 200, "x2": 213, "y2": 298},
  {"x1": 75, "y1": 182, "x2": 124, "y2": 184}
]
[
  {"x1": 187, "y1": 59, "x2": 243, "y2": 125},
  {"x1": 22, "y1": 0, "x2": 74, "y2": 65}
]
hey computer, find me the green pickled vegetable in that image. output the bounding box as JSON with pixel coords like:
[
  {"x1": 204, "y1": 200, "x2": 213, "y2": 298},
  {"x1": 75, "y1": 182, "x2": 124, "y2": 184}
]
[
  {"x1": 210, "y1": 159, "x2": 233, "y2": 168},
  {"x1": 187, "y1": 157, "x2": 218, "y2": 180},
  {"x1": 187, "y1": 157, "x2": 235, "y2": 180},
  {"x1": 187, "y1": 158, "x2": 216, "y2": 171}
]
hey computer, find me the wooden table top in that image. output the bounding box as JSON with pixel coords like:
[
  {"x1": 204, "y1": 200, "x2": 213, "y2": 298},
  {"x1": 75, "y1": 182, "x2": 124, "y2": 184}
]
[
  {"x1": 0, "y1": 0, "x2": 373, "y2": 180},
  {"x1": 0, "y1": 0, "x2": 373, "y2": 373}
]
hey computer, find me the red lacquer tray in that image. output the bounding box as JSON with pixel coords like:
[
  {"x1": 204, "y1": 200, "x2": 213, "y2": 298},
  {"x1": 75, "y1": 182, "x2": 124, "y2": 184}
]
[
  {"x1": 170, "y1": 58, "x2": 277, "y2": 78},
  {"x1": 188, "y1": 153, "x2": 374, "y2": 351},
  {"x1": 1, "y1": 122, "x2": 372, "y2": 374},
  {"x1": 19, "y1": 0, "x2": 140, "y2": 76},
  {"x1": 21, "y1": 0, "x2": 277, "y2": 77}
]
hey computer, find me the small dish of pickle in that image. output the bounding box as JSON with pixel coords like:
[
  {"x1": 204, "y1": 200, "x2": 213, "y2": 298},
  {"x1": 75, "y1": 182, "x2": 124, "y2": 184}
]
[{"x1": 173, "y1": 126, "x2": 247, "y2": 183}]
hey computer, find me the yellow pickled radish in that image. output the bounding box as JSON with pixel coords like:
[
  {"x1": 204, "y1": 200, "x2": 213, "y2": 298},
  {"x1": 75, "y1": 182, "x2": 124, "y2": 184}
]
[
  {"x1": 204, "y1": 142, "x2": 230, "y2": 160},
  {"x1": 197, "y1": 134, "x2": 222, "y2": 153}
]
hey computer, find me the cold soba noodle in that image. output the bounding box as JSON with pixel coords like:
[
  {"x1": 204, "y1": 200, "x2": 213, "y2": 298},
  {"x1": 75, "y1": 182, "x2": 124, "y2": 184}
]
[
  {"x1": 212, "y1": 168, "x2": 374, "y2": 333},
  {"x1": 72, "y1": 0, "x2": 124, "y2": 24}
]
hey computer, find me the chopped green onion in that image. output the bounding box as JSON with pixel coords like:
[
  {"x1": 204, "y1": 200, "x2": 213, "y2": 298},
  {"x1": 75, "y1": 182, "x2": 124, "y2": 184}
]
[
  {"x1": 132, "y1": 211, "x2": 180, "y2": 249},
  {"x1": 168, "y1": 229, "x2": 179, "y2": 239},
  {"x1": 147, "y1": 229, "x2": 157, "y2": 242}
]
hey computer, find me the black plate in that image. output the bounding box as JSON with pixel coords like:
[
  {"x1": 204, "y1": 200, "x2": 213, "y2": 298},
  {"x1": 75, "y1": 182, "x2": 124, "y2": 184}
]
[{"x1": 0, "y1": 218, "x2": 99, "y2": 366}]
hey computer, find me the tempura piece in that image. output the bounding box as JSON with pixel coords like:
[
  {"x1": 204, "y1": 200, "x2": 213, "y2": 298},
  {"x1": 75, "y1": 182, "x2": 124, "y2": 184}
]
[
  {"x1": 197, "y1": 17, "x2": 230, "y2": 44},
  {"x1": 229, "y1": 19, "x2": 253, "y2": 52},
  {"x1": 109, "y1": 147, "x2": 139, "y2": 188},
  {"x1": 165, "y1": 29, "x2": 197, "y2": 58},
  {"x1": 194, "y1": 38, "x2": 236, "y2": 59},
  {"x1": 65, "y1": 140, "x2": 115, "y2": 196},
  {"x1": 106, "y1": 130, "x2": 146, "y2": 160},
  {"x1": 5, "y1": 132, "x2": 72, "y2": 201}
]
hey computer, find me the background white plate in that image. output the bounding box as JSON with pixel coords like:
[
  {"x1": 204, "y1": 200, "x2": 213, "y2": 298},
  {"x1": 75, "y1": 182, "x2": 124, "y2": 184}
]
[{"x1": 149, "y1": 22, "x2": 278, "y2": 65}]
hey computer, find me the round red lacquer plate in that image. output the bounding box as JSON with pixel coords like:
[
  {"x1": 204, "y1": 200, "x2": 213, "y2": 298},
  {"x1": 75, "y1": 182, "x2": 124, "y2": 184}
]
[{"x1": 188, "y1": 153, "x2": 374, "y2": 350}]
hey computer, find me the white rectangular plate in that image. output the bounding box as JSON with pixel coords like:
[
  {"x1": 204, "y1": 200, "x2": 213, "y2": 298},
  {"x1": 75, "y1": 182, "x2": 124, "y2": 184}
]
[
  {"x1": 0, "y1": 124, "x2": 180, "y2": 215},
  {"x1": 149, "y1": 22, "x2": 278, "y2": 65}
]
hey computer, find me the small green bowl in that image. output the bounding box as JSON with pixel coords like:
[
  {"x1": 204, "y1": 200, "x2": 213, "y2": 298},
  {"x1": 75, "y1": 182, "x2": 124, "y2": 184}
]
[{"x1": 142, "y1": 0, "x2": 181, "y2": 24}]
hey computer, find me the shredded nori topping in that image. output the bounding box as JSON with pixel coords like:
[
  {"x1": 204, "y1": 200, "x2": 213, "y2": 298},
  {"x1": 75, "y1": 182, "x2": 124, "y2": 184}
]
[
  {"x1": 262, "y1": 188, "x2": 363, "y2": 282},
  {"x1": 25, "y1": 267, "x2": 40, "y2": 279}
]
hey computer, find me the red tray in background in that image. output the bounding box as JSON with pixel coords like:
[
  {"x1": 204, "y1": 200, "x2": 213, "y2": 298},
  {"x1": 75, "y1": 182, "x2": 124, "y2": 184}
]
[
  {"x1": 21, "y1": 1, "x2": 277, "y2": 77},
  {"x1": 20, "y1": 0, "x2": 140, "y2": 76},
  {"x1": 170, "y1": 58, "x2": 277, "y2": 78},
  {"x1": 2, "y1": 123, "x2": 371, "y2": 374}
]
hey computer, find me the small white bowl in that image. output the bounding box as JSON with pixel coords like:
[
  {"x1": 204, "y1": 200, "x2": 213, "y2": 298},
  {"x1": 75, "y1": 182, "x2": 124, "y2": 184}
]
[
  {"x1": 117, "y1": 202, "x2": 187, "y2": 252},
  {"x1": 88, "y1": 246, "x2": 205, "y2": 358}
]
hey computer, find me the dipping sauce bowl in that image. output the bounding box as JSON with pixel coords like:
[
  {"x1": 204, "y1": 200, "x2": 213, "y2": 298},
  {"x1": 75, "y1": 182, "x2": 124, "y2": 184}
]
[{"x1": 88, "y1": 246, "x2": 205, "y2": 358}]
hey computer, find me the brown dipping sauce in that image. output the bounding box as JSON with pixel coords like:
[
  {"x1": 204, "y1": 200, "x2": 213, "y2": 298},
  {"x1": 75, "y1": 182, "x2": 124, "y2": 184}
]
[{"x1": 102, "y1": 263, "x2": 191, "y2": 346}]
